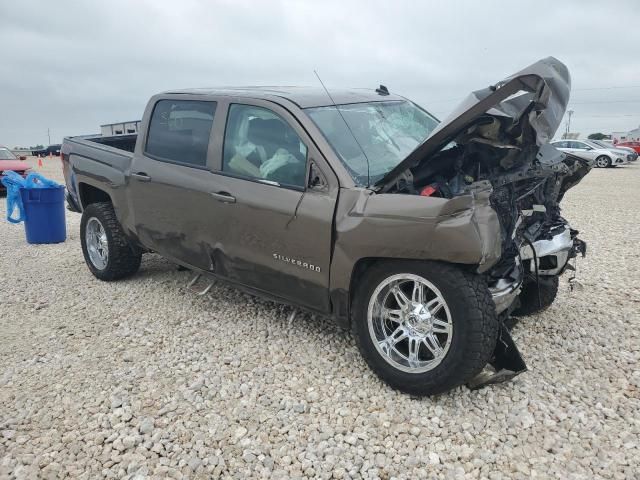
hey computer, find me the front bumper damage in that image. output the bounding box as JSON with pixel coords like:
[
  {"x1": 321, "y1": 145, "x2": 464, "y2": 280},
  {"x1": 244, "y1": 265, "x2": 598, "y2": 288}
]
[
  {"x1": 470, "y1": 225, "x2": 586, "y2": 390},
  {"x1": 467, "y1": 323, "x2": 528, "y2": 390}
]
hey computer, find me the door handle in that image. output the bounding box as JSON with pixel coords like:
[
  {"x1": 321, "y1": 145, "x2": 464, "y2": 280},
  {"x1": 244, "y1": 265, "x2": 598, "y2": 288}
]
[
  {"x1": 210, "y1": 192, "x2": 236, "y2": 204},
  {"x1": 131, "y1": 172, "x2": 151, "y2": 182}
]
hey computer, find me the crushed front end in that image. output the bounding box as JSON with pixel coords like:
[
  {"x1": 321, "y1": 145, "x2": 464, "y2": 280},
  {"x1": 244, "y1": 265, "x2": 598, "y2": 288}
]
[{"x1": 377, "y1": 57, "x2": 592, "y2": 388}]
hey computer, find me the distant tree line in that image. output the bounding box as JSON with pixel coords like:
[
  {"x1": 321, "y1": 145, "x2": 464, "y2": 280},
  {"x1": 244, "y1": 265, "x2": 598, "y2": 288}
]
[{"x1": 587, "y1": 133, "x2": 608, "y2": 140}]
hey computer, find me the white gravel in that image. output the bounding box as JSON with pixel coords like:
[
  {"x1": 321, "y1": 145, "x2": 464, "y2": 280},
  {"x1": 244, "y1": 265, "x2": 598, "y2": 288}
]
[{"x1": 1, "y1": 158, "x2": 639, "y2": 479}]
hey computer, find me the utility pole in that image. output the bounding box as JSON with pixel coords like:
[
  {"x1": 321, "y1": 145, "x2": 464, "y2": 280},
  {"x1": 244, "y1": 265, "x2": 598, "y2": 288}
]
[
  {"x1": 47, "y1": 128, "x2": 51, "y2": 146},
  {"x1": 566, "y1": 110, "x2": 574, "y2": 137}
]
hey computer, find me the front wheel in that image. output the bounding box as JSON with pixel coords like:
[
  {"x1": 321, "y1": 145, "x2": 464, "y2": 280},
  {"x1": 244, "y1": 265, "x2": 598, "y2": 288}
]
[
  {"x1": 595, "y1": 155, "x2": 611, "y2": 168},
  {"x1": 512, "y1": 276, "x2": 559, "y2": 317},
  {"x1": 352, "y1": 261, "x2": 498, "y2": 396},
  {"x1": 80, "y1": 202, "x2": 141, "y2": 281}
]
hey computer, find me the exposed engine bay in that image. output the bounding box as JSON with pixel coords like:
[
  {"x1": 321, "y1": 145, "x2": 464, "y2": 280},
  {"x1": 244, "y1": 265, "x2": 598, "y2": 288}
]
[
  {"x1": 390, "y1": 118, "x2": 590, "y2": 315},
  {"x1": 376, "y1": 57, "x2": 591, "y2": 317}
]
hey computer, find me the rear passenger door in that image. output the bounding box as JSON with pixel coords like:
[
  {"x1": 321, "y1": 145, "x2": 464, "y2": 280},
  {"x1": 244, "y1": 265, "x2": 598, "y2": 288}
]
[
  {"x1": 128, "y1": 97, "x2": 222, "y2": 270},
  {"x1": 208, "y1": 100, "x2": 339, "y2": 312}
]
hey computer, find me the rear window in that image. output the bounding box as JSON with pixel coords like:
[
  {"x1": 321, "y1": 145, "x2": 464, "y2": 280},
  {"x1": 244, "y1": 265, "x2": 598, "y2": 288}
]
[{"x1": 145, "y1": 100, "x2": 217, "y2": 167}]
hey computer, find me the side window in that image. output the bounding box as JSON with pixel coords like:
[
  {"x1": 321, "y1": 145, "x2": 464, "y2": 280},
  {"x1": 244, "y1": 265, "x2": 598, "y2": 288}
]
[
  {"x1": 145, "y1": 100, "x2": 216, "y2": 167},
  {"x1": 570, "y1": 141, "x2": 585, "y2": 149},
  {"x1": 554, "y1": 141, "x2": 567, "y2": 148},
  {"x1": 222, "y1": 104, "x2": 308, "y2": 188}
]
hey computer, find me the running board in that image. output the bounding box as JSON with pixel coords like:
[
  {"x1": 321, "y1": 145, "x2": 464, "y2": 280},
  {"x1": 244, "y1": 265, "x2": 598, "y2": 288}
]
[
  {"x1": 186, "y1": 273, "x2": 215, "y2": 296},
  {"x1": 467, "y1": 323, "x2": 528, "y2": 390}
]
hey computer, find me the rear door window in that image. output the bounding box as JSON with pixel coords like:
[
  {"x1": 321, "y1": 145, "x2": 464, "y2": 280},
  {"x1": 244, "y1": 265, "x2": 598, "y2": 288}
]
[
  {"x1": 222, "y1": 104, "x2": 308, "y2": 188},
  {"x1": 145, "y1": 100, "x2": 217, "y2": 167}
]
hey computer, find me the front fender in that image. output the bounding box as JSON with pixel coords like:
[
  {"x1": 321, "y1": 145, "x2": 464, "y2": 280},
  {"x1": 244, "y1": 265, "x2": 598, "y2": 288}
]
[{"x1": 329, "y1": 183, "x2": 502, "y2": 297}]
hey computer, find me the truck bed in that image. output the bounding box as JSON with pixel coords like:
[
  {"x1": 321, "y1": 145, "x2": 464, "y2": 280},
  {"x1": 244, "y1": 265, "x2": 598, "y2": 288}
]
[{"x1": 62, "y1": 134, "x2": 137, "y2": 213}]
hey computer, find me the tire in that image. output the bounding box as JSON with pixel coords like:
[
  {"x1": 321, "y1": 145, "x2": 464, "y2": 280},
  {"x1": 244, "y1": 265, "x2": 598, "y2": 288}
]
[
  {"x1": 512, "y1": 276, "x2": 559, "y2": 317},
  {"x1": 352, "y1": 260, "x2": 498, "y2": 396},
  {"x1": 595, "y1": 155, "x2": 611, "y2": 168},
  {"x1": 80, "y1": 202, "x2": 141, "y2": 281}
]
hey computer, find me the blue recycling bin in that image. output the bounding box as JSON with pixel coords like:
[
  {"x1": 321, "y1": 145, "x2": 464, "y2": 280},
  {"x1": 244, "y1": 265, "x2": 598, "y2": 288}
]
[{"x1": 19, "y1": 186, "x2": 66, "y2": 244}]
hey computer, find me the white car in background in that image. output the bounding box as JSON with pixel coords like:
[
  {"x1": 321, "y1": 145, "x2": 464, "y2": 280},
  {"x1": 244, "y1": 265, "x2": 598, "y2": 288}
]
[
  {"x1": 589, "y1": 139, "x2": 638, "y2": 162},
  {"x1": 550, "y1": 139, "x2": 632, "y2": 168}
]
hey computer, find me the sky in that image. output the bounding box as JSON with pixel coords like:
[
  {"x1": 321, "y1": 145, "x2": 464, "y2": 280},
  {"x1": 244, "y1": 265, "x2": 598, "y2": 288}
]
[{"x1": 1, "y1": 0, "x2": 640, "y2": 147}]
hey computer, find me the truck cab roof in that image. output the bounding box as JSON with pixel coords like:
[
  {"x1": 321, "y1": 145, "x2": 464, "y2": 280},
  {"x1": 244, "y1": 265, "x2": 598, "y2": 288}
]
[{"x1": 163, "y1": 86, "x2": 405, "y2": 109}]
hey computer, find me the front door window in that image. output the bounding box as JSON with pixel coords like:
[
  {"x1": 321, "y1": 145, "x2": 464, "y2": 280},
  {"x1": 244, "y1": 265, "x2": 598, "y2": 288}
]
[{"x1": 222, "y1": 104, "x2": 308, "y2": 188}]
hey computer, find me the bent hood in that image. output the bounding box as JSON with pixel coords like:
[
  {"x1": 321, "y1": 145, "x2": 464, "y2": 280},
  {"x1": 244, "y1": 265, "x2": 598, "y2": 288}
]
[{"x1": 376, "y1": 56, "x2": 571, "y2": 191}]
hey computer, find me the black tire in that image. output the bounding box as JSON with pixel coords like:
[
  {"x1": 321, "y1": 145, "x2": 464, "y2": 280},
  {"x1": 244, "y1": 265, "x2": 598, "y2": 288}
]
[
  {"x1": 512, "y1": 276, "x2": 559, "y2": 317},
  {"x1": 80, "y1": 202, "x2": 141, "y2": 281},
  {"x1": 595, "y1": 155, "x2": 612, "y2": 168},
  {"x1": 352, "y1": 260, "x2": 498, "y2": 396}
]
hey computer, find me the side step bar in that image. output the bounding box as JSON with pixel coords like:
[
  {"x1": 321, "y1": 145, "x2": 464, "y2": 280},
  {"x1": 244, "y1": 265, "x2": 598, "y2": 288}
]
[{"x1": 186, "y1": 273, "x2": 215, "y2": 296}]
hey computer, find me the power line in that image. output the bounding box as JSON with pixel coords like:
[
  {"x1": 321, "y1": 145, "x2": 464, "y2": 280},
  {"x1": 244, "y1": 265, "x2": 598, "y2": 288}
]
[
  {"x1": 573, "y1": 85, "x2": 640, "y2": 91},
  {"x1": 424, "y1": 85, "x2": 640, "y2": 106},
  {"x1": 570, "y1": 99, "x2": 640, "y2": 105},
  {"x1": 569, "y1": 114, "x2": 640, "y2": 118}
]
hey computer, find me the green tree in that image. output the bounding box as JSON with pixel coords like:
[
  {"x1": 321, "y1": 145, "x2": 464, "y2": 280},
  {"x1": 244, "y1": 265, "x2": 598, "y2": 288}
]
[{"x1": 588, "y1": 133, "x2": 608, "y2": 140}]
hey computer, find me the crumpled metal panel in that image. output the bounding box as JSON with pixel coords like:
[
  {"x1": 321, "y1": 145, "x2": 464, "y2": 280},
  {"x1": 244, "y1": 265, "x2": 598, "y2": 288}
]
[
  {"x1": 377, "y1": 57, "x2": 571, "y2": 191},
  {"x1": 329, "y1": 183, "x2": 502, "y2": 294}
]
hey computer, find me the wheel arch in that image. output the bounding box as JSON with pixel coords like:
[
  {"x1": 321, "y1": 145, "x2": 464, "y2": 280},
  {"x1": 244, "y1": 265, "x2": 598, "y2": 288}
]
[
  {"x1": 78, "y1": 182, "x2": 113, "y2": 209},
  {"x1": 330, "y1": 256, "x2": 480, "y2": 330}
]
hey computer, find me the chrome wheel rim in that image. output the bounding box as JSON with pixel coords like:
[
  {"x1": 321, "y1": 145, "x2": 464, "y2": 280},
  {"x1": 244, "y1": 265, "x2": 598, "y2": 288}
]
[
  {"x1": 596, "y1": 156, "x2": 609, "y2": 168},
  {"x1": 86, "y1": 217, "x2": 109, "y2": 270},
  {"x1": 367, "y1": 274, "x2": 453, "y2": 373}
]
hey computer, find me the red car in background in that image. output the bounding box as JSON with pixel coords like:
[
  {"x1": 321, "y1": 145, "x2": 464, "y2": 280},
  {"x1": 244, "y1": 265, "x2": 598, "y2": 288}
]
[
  {"x1": 0, "y1": 146, "x2": 30, "y2": 194},
  {"x1": 615, "y1": 141, "x2": 640, "y2": 154}
]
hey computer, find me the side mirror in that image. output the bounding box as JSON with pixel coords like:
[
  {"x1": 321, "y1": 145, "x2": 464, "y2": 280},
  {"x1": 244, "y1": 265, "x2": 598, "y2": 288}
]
[
  {"x1": 584, "y1": 146, "x2": 593, "y2": 151},
  {"x1": 19, "y1": 155, "x2": 27, "y2": 160},
  {"x1": 308, "y1": 161, "x2": 327, "y2": 190}
]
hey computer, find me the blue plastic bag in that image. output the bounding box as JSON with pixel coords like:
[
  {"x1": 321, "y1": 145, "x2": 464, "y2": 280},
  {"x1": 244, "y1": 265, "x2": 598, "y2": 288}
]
[{"x1": 1, "y1": 171, "x2": 61, "y2": 224}]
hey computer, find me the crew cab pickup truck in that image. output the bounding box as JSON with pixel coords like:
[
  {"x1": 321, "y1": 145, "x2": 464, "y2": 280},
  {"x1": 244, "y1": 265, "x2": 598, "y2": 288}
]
[{"x1": 62, "y1": 57, "x2": 590, "y2": 395}]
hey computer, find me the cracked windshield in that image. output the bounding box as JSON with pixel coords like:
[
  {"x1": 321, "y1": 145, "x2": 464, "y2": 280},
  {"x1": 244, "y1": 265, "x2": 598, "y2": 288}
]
[{"x1": 306, "y1": 100, "x2": 439, "y2": 186}]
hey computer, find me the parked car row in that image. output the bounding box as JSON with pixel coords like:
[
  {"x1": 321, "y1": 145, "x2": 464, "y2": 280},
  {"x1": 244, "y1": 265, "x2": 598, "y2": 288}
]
[
  {"x1": 615, "y1": 140, "x2": 640, "y2": 154},
  {"x1": 551, "y1": 139, "x2": 637, "y2": 168},
  {"x1": 32, "y1": 144, "x2": 62, "y2": 157}
]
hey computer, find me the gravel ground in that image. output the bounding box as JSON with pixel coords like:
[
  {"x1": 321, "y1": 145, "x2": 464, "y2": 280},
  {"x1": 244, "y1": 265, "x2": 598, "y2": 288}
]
[{"x1": 1, "y1": 157, "x2": 639, "y2": 479}]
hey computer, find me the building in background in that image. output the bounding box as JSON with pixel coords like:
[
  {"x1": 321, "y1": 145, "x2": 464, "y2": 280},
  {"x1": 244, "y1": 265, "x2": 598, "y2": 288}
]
[
  {"x1": 611, "y1": 126, "x2": 640, "y2": 143},
  {"x1": 100, "y1": 121, "x2": 141, "y2": 137}
]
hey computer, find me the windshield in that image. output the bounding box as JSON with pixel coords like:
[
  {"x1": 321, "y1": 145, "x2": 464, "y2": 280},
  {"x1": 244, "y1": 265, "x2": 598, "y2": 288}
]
[
  {"x1": 0, "y1": 148, "x2": 17, "y2": 160},
  {"x1": 591, "y1": 140, "x2": 615, "y2": 149},
  {"x1": 305, "y1": 101, "x2": 439, "y2": 186}
]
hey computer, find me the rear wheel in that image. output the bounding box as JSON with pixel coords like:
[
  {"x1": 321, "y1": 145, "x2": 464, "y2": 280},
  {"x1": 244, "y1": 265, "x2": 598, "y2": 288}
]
[
  {"x1": 595, "y1": 155, "x2": 611, "y2": 168},
  {"x1": 352, "y1": 261, "x2": 498, "y2": 396},
  {"x1": 80, "y1": 202, "x2": 141, "y2": 281}
]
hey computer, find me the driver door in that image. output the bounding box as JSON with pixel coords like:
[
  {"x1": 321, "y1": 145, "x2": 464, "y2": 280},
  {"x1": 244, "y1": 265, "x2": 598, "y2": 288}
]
[{"x1": 207, "y1": 100, "x2": 339, "y2": 312}]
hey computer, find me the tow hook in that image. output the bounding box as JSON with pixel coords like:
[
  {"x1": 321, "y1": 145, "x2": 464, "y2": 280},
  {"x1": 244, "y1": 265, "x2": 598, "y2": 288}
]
[{"x1": 466, "y1": 323, "x2": 528, "y2": 390}]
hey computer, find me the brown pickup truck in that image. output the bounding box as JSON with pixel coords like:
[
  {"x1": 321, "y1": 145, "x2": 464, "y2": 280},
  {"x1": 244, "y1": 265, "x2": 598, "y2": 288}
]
[{"x1": 62, "y1": 57, "x2": 590, "y2": 395}]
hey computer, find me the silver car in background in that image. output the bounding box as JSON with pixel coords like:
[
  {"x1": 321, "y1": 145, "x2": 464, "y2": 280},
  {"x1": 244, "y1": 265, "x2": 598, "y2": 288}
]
[
  {"x1": 551, "y1": 139, "x2": 633, "y2": 168},
  {"x1": 589, "y1": 140, "x2": 638, "y2": 162}
]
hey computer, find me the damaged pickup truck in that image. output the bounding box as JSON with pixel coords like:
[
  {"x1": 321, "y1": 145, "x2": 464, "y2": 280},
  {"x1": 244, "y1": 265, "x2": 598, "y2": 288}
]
[{"x1": 62, "y1": 57, "x2": 590, "y2": 395}]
